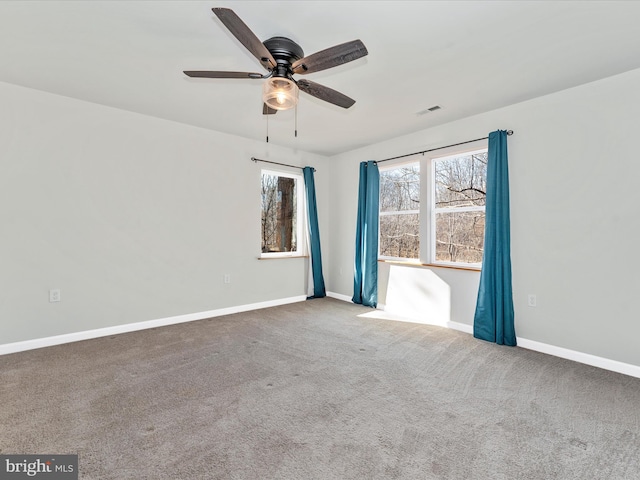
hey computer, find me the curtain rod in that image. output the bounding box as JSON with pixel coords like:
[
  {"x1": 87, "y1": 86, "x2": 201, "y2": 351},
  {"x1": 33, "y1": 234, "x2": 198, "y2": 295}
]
[
  {"x1": 251, "y1": 157, "x2": 315, "y2": 172},
  {"x1": 376, "y1": 130, "x2": 514, "y2": 164}
]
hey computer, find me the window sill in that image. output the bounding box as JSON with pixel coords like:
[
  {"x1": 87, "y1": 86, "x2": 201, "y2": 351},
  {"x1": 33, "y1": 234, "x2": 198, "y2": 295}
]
[
  {"x1": 258, "y1": 255, "x2": 309, "y2": 260},
  {"x1": 378, "y1": 259, "x2": 481, "y2": 272}
]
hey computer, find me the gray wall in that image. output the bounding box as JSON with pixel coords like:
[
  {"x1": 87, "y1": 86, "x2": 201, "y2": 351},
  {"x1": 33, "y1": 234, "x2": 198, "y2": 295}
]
[
  {"x1": 327, "y1": 67, "x2": 640, "y2": 367},
  {"x1": 3, "y1": 66, "x2": 640, "y2": 370},
  {"x1": 0, "y1": 81, "x2": 327, "y2": 344}
]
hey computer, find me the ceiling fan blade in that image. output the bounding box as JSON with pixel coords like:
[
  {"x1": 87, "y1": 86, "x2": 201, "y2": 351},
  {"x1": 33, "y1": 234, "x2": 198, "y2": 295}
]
[
  {"x1": 184, "y1": 71, "x2": 264, "y2": 79},
  {"x1": 292, "y1": 39, "x2": 368, "y2": 75},
  {"x1": 297, "y1": 79, "x2": 356, "y2": 109},
  {"x1": 212, "y1": 8, "x2": 276, "y2": 71},
  {"x1": 263, "y1": 104, "x2": 278, "y2": 115}
]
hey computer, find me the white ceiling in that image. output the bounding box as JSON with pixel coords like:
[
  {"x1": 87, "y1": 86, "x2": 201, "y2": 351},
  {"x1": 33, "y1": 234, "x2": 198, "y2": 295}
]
[{"x1": 2, "y1": 1, "x2": 640, "y2": 156}]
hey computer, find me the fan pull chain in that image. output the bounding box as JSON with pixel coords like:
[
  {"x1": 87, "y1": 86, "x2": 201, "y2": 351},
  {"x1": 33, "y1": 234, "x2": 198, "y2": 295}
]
[
  {"x1": 266, "y1": 111, "x2": 269, "y2": 143},
  {"x1": 295, "y1": 104, "x2": 298, "y2": 138}
]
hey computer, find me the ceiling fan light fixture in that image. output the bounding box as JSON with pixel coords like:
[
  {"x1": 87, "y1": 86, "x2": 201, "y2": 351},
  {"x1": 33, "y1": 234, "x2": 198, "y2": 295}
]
[{"x1": 263, "y1": 77, "x2": 299, "y2": 111}]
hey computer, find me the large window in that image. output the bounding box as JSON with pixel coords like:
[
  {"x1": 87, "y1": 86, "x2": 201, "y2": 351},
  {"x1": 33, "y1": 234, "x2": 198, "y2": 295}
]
[
  {"x1": 261, "y1": 170, "x2": 303, "y2": 257},
  {"x1": 379, "y1": 145, "x2": 487, "y2": 268}
]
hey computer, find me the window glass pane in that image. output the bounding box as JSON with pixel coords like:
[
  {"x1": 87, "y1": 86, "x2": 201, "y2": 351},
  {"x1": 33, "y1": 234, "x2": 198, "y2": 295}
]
[
  {"x1": 379, "y1": 213, "x2": 419, "y2": 259},
  {"x1": 261, "y1": 173, "x2": 297, "y2": 253},
  {"x1": 435, "y1": 151, "x2": 487, "y2": 208},
  {"x1": 380, "y1": 164, "x2": 420, "y2": 212},
  {"x1": 435, "y1": 211, "x2": 485, "y2": 264}
]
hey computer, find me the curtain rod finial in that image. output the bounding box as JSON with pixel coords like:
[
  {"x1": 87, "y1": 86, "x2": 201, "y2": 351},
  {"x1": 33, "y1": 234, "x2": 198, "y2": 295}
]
[{"x1": 507, "y1": 130, "x2": 514, "y2": 135}]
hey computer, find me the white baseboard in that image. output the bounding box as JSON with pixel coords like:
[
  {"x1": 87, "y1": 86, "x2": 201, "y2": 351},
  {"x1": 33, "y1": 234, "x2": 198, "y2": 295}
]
[
  {"x1": 4, "y1": 293, "x2": 639, "y2": 379},
  {"x1": 452, "y1": 322, "x2": 640, "y2": 378},
  {"x1": 445, "y1": 321, "x2": 640, "y2": 379},
  {"x1": 516, "y1": 337, "x2": 640, "y2": 379},
  {"x1": 447, "y1": 321, "x2": 473, "y2": 334},
  {"x1": 326, "y1": 291, "x2": 353, "y2": 303},
  {"x1": 0, "y1": 295, "x2": 307, "y2": 356},
  {"x1": 330, "y1": 294, "x2": 640, "y2": 379},
  {"x1": 444, "y1": 322, "x2": 640, "y2": 379}
]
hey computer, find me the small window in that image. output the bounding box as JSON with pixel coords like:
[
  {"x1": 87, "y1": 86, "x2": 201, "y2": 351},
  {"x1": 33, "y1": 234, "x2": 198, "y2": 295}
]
[
  {"x1": 431, "y1": 149, "x2": 487, "y2": 266},
  {"x1": 261, "y1": 170, "x2": 303, "y2": 257},
  {"x1": 379, "y1": 162, "x2": 420, "y2": 259}
]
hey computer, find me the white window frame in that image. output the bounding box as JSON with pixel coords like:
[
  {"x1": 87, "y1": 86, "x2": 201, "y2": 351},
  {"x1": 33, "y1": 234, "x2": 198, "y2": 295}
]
[
  {"x1": 378, "y1": 141, "x2": 488, "y2": 269},
  {"x1": 260, "y1": 169, "x2": 305, "y2": 258},
  {"x1": 427, "y1": 146, "x2": 487, "y2": 268}
]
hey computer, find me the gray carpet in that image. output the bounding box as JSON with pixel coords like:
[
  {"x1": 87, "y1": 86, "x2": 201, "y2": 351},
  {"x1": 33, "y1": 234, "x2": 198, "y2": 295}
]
[{"x1": 1, "y1": 298, "x2": 639, "y2": 479}]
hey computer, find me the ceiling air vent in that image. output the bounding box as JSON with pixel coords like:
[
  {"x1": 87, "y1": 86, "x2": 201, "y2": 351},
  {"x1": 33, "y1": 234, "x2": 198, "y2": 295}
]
[{"x1": 416, "y1": 105, "x2": 442, "y2": 116}]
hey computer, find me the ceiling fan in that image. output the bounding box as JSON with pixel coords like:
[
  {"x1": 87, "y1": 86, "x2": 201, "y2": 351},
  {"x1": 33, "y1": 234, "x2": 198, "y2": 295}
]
[{"x1": 184, "y1": 8, "x2": 368, "y2": 114}]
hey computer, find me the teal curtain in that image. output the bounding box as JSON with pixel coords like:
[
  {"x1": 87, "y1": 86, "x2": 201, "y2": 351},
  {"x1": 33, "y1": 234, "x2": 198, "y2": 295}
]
[
  {"x1": 473, "y1": 130, "x2": 516, "y2": 346},
  {"x1": 353, "y1": 161, "x2": 379, "y2": 307},
  {"x1": 303, "y1": 167, "x2": 326, "y2": 298}
]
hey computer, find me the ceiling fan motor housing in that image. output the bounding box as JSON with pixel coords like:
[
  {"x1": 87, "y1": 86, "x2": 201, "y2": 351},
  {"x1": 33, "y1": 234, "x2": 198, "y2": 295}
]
[{"x1": 263, "y1": 36, "x2": 304, "y2": 78}]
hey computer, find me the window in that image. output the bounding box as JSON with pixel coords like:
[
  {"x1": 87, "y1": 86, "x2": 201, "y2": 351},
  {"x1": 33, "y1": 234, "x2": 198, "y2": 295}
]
[
  {"x1": 261, "y1": 170, "x2": 304, "y2": 257},
  {"x1": 431, "y1": 149, "x2": 486, "y2": 266},
  {"x1": 378, "y1": 145, "x2": 487, "y2": 268},
  {"x1": 379, "y1": 163, "x2": 420, "y2": 259}
]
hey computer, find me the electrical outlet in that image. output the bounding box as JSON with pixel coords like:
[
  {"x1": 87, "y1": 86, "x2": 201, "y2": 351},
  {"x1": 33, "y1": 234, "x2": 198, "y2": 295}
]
[
  {"x1": 223, "y1": 274, "x2": 231, "y2": 284},
  {"x1": 527, "y1": 294, "x2": 537, "y2": 307},
  {"x1": 49, "y1": 289, "x2": 61, "y2": 303}
]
